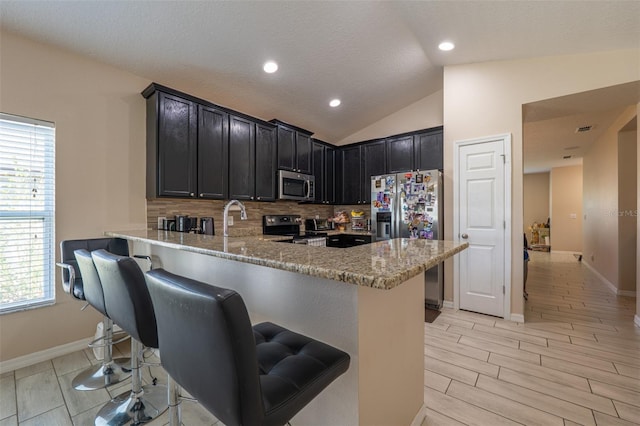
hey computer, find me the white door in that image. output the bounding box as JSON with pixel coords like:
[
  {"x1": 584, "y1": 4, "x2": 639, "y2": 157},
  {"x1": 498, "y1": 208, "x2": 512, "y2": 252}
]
[{"x1": 456, "y1": 136, "x2": 509, "y2": 317}]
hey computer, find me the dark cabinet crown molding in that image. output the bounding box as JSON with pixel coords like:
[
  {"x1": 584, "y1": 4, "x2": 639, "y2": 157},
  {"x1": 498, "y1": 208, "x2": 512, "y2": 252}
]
[
  {"x1": 268, "y1": 119, "x2": 313, "y2": 136},
  {"x1": 142, "y1": 83, "x2": 276, "y2": 130}
]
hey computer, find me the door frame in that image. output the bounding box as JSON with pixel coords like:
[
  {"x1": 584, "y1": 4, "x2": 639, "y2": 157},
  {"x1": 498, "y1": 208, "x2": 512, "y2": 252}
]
[{"x1": 453, "y1": 133, "x2": 512, "y2": 320}]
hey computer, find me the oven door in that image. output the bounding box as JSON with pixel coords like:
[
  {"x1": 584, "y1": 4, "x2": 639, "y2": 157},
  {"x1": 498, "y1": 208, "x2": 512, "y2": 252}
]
[{"x1": 278, "y1": 170, "x2": 313, "y2": 201}]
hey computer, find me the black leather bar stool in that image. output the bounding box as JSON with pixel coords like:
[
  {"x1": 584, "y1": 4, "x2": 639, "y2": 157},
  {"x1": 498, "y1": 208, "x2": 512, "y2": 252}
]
[
  {"x1": 57, "y1": 238, "x2": 131, "y2": 391},
  {"x1": 145, "y1": 268, "x2": 351, "y2": 426},
  {"x1": 91, "y1": 249, "x2": 168, "y2": 425}
]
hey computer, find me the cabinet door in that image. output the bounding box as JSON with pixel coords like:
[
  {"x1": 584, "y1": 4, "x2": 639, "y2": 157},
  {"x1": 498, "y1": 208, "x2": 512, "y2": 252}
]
[
  {"x1": 362, "y1": 140, "x2": 386, "y2": 203},
  {"x1": 255, "y1": 124, "x2": 277, "y2": 201},
  {"x1": 312, "y1": 141, "x2": 325, "y2": 203},
  {"x1": 340, "y1": 146, "x2": 362, "y2": 204},
  {"x1": 228, "y1": 115, "x2": 255, "y2": 200},
  {"x1": 197, "y1": 105, "x2": 228, "y2": 199},
  {"x1": 386, "y1": 135, "x2": 414, "y2": 173},
  {"x1": 157, "y1": 93, "x2": 197, "y2": 197},
  {"x1": 277, "y1": 126, "x2": 296, "y2": 171},
  {"x1": 296, "y1": 133, "x2": 312, "y2": 174},
  {"x1": 414, "y1": 130, "x2": 443, "y2": 171},
  {"x1": 325, "y1": 147, "x2": 336, "y2": 204}
]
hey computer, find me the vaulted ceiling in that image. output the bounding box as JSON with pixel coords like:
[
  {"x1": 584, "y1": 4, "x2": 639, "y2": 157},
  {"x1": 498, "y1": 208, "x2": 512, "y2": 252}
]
[{"x1": 1, "y1": 1, "x2": 639, "y2": 169}]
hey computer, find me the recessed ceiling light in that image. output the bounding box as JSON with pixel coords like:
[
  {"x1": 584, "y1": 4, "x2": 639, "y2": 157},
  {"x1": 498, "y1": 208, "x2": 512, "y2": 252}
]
[
  {"x1": 329, "y1": 99, "x2": 341, "y2": 108},
  {"x1": 438, "y1": 41, "x2": 455, "y2": 51},
  {"x1": 263, "y1": 61, "x2": 278, "y2": 73}
]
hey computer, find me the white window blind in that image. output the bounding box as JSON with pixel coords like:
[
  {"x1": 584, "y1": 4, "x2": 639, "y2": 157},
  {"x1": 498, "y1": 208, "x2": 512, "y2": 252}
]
[{"x1": 0, "y1": 113, "x2": 55, "y2": 314}]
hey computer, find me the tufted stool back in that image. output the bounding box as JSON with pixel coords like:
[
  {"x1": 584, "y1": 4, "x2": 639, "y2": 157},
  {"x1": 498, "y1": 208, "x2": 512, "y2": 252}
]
[{"x1": 145, "y1": 268, "x2": 350, "y2": 426}]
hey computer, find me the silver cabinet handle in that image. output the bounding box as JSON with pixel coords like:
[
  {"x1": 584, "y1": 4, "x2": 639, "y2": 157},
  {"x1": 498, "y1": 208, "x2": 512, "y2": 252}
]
[{"x1": 461, "y1": 233, "x2": 469, "y2": 239}]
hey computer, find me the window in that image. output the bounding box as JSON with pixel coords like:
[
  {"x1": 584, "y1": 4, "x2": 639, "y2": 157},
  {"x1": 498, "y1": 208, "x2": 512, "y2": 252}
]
[{"x1": 0, "y1": 113, "x2": 55, "y2": 314}]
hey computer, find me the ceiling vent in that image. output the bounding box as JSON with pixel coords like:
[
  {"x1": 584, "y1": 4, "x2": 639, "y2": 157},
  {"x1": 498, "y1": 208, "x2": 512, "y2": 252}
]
[
  {"x1": 563, "y1": 155, "x2": 572, "y2": 159},
  {"x1": 575, "y1": 125, "x2": 593, "y2": 133}
]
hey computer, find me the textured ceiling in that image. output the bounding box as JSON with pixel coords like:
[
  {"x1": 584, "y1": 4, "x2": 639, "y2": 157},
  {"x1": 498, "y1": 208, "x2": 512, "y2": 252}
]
[
  {"x1": 1, "y1": 1, "x2": 639, "y2": 166},
  {"x1": 523, "y1": 81, "x2": 640, "y2": 173}
]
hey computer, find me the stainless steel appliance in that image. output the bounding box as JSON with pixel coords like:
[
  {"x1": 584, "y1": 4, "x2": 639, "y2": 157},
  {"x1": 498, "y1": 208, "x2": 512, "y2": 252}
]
[
  {"x1": 263, "y1": 215, "x2": 327, "y2": 246},
  {"x1": 370, "y1": 170, "x2": 444, "y2": 309},
  {"x1": 304, "y1": 218, "x2": 333, "y2": 232},
  {"x1": 176, "y1": 215, "x2": 198, "y2": 233},
  {"x1": 278, "y1": 170, "x2": 315, "y2": 201},
  {"x1": 200, "y1": 217, "x2": 214, "y2": 235}
]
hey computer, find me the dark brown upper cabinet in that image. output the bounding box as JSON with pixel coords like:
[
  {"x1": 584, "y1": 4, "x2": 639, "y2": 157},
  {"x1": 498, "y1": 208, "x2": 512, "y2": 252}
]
[
  {"x1": 145, "y1": 90, "x2": 198, "y2": 198},
  {"x1": 143, "y1": 83, "x2": 277, "y2": 201},
  {"x1": 198, "y1": 104, "x2": 229, "y2": 199},
  {"x1": 312, "y1": 139, "x2": 336, "y2": 204},
  {"x1": 414, "y1": 128, "x2": 443, "y2": 171},
  {"x1": 254, "y1": 123, "x2": 278, "y2": 201},
  {"x1": 362, "y1": 140, "x2": 386, "y2": 203},
  {"x1": 271, "y1": 120, "x2": 313, "y2": 174},
  {"x1": 229, "y1": 116, "x2": 278, "y2": 201},
  {"x1": 339, "y1": 145, "x2": 363, "y2": 205},
  {"x1": 386, "y1": 134, "x2": 414, "y2": 173},
  {"x1": 228, "y1": 115, "x2": 255, "y2": 200}
]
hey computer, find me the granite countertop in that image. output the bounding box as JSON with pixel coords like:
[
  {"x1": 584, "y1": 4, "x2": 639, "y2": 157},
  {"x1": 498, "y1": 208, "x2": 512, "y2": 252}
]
[{"x1": 106, "y1": 230, "x2": 468, "y2": 290}]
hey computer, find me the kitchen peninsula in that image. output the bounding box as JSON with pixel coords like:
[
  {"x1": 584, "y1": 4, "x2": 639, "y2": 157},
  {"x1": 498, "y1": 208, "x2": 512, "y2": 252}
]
[{"x1": 107, "y1": 229, "x2": 467, "y2": 425}]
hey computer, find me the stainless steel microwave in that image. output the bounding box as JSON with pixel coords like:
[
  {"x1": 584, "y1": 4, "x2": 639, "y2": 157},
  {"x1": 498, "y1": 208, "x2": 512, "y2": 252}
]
[{"x1": 278, "y1": 170, "x2": 315, "y2": 201}]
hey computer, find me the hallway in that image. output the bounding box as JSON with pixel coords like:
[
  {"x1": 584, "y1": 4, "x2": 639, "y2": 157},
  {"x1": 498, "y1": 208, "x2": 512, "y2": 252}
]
[{"x1": 424, "y1": 251, "x2": 640, "y2": 425}]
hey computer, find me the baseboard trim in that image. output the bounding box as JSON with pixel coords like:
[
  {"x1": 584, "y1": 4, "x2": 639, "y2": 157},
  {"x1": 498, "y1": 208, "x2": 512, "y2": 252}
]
[
  {"x1": 443, "y1": 300, "x2": 454, "y2": 309},
  {"x1": 618, "y1": 290, "x2": 637, "y2": 298},
  {"x1": 635, "y1": 315, "x2": 640, "y2": 328},
  {"x1": 0, "y1": 337, "x2": 91, "y2": 374},
  {"x1": 582, "y1": 261, "x2": 619, "y2": 295},
  {"x1": 410, "y1": 404, "x2": 426, "y2": 426},
  {"x1": 510, "y1": 313, "x2": 525, "y2": 323}
]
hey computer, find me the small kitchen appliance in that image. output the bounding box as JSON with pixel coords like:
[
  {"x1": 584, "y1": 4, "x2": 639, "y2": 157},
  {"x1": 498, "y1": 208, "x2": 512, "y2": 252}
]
[{"x1": 200, "y1": 217, "x2": 215, "y2": 235}]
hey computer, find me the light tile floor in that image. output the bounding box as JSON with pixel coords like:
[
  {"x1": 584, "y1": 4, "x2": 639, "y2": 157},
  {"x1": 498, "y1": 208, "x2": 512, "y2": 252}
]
[
  {"x1": 1, "y1": 251, "x2": 638, "y2": 425},
  {"x1": 0, "y1": 340, "x2": 220, "y2": 425},
  {"x1": 424, "y1": 251, "x2": 640, "y2": 425}
]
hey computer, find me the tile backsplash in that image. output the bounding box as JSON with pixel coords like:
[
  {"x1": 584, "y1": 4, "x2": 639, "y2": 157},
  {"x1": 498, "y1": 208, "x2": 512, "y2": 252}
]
[
  {"x1": 147, "y1": 198, "x2": 334, "y2": 232},
  {"x1": 147, "y1": 199, "x2": 370, "y2": 234}
]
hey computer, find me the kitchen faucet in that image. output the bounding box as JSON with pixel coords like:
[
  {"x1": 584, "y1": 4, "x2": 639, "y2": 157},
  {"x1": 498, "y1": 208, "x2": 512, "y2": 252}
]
[{"x1": 223, "y1": 200, "x2": 248, "y2": 237}]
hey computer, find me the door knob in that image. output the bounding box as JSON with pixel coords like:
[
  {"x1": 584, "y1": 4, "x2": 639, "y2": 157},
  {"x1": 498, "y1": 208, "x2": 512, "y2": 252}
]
[{"x1": 461, "y1": 233, "x2": 469, "y2": 239}]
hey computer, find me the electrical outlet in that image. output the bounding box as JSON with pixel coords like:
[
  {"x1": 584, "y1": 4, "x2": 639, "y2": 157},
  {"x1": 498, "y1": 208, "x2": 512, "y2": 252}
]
[
  {"x1": 227, "y1": 216, "x2": 234, "y2": 226},
  {"x1": 315, "y1": 214, "x2": 320, "y2": 219},
  {"x1": 157, "y1": 216, "x2": 166, "y2": 230}
]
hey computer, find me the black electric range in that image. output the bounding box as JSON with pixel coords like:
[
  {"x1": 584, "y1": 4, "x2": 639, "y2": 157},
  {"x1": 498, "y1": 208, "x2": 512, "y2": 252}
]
[{"x1": 262, "y1": 215, "x2": 327, "y2": 246}]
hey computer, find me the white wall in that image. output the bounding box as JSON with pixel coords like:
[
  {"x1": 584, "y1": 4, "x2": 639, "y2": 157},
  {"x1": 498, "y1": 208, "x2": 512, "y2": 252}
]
[
  {"x1": 523, "y1": 172, "x2": 550, "y2": 240},
  {"x1": 337, "y1": 90, "x2": 443, "y2": 145},
  {"x1": 0, "y1": 31, "x2": 150, "y2": 361},
  {"x1": 550, "y1": 165, "x2": 583, "y2": 252},
  {"x1": 443, "y1": 49, "x2": 640, "y2": 317}
]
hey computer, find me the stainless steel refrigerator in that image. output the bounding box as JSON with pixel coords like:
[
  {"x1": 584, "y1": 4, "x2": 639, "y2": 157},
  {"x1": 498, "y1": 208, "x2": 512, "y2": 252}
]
[{"x1": 370, "y1": 170, "x2": 444, "y2": 309}]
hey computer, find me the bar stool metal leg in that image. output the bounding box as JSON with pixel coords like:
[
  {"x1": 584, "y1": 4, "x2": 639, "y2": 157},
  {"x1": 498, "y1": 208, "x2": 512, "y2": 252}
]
[
  {"x1": 95, "y1": 338, "x2": 168, "y2": 425},
  {"x1": 72, "y1": 316, "x2": 131, "y2": 391},
  {"x1": 167, "y1": 376, "x2": 182, "y2": 426}
]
